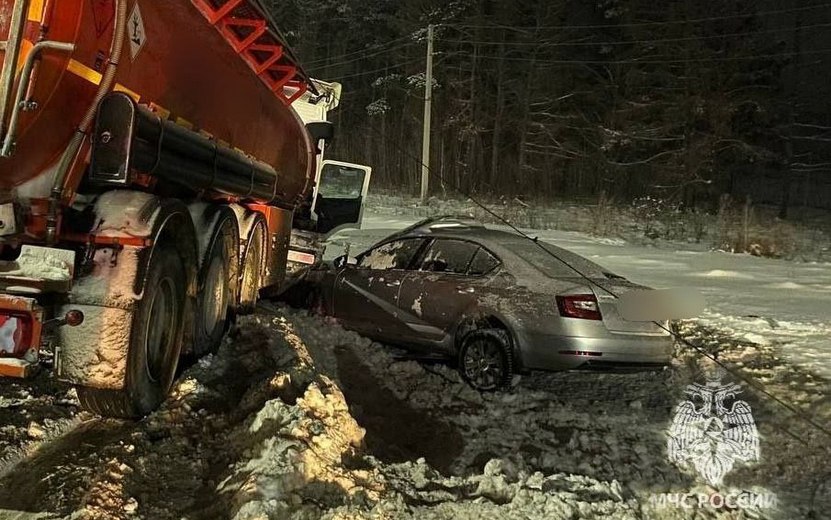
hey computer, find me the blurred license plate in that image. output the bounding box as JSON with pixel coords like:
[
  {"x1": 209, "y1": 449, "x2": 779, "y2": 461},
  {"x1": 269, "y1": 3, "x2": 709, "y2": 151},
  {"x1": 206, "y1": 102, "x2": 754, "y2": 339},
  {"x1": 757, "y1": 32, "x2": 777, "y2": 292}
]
[
  {"x1": 287, "y1": 250, "x2": 316, "y2": 265},
  {"x1": 618, "y1": 288, "x2": 705, "y2": 322}
]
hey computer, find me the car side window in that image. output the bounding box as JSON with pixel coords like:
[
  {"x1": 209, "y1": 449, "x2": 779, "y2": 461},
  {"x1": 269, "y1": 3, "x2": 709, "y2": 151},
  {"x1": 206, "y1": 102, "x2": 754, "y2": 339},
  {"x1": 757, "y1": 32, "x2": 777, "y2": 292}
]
[
  {"x1": 467, "y1": 247, "x2": 500, "y2": 276},
  {"x1": 418, "y1": 239, "x2": 479, "y2": 274},
  {"x1": 358, "y1": 239, "x2": 424, "y2": 270}
]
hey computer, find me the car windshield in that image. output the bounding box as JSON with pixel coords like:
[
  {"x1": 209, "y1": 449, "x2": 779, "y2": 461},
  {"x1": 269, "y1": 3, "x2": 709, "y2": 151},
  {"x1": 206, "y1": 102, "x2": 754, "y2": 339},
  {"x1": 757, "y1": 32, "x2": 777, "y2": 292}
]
[{"x1": 507, "y1": 240, "x2": 620, "y2": 279}]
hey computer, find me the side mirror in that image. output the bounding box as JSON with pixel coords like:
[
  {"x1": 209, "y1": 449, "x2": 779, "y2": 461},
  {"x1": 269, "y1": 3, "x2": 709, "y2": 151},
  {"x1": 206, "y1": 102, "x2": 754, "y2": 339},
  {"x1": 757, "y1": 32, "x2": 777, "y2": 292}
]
[
  {"x1": 306, "y1": 121, "x2": 335, "y2": 145},
  {"x1": 334, "y1": 255, "x2": 357, "y2": 269}
]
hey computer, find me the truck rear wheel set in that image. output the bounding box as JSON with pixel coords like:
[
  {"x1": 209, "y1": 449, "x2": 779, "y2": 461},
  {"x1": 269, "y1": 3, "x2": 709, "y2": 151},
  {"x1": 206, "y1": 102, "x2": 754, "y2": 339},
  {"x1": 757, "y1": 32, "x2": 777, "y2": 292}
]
[
  {"x1": 193, "y1": 209, "x2": 240, "y2": 358},
  {"x1": 77, "y1": 205, "x2": 260, "y2": 418}
]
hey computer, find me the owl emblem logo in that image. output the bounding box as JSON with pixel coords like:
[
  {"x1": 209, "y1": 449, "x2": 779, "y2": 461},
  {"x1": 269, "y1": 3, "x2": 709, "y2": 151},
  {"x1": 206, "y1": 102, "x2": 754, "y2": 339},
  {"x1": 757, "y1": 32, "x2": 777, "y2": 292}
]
[{"x1": 668, "y1": 367, "x2": 760, "y2": 486}]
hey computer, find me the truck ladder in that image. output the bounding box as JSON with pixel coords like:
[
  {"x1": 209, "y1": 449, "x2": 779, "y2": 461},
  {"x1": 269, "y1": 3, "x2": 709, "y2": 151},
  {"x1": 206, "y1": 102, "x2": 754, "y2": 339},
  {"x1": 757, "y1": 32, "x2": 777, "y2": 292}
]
[{"x1": 191, "y1": 0, "x2": 310, "y2": 105}]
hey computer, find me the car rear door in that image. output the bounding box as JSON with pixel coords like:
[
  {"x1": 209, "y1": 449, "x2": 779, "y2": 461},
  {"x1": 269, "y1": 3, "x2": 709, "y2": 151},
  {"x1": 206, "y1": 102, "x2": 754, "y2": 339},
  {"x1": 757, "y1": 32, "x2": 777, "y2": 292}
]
[
  {"x1": 333, "y1": 238, "x2": 426, "y2": 337},
  {"x1": 397, "y1": 239, "x2": 498, "y2": 350}
]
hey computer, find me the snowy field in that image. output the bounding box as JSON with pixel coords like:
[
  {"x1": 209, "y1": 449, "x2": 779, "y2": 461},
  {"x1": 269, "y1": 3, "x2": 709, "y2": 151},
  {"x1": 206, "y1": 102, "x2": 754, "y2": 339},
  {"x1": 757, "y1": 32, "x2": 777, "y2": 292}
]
[{"x1": 0, "y1": 202, "x2": 829, "y2": 520}]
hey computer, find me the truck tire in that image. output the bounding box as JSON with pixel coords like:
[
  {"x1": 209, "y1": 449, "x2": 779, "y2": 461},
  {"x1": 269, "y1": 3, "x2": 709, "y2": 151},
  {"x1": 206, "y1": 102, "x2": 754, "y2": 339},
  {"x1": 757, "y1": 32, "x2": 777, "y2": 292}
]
[
  {"x1": 193, "y1": 214, "x2": 238, "y2": 356},
  {"x1": 458, "y1": 329, "x2": 514, "y2": 392},
  {"x1": 77, "y1": 240, "x2": 188, "y2": 418},
  {"x1": 238, "y1": 220, "x2": 266, "y2": 314}
]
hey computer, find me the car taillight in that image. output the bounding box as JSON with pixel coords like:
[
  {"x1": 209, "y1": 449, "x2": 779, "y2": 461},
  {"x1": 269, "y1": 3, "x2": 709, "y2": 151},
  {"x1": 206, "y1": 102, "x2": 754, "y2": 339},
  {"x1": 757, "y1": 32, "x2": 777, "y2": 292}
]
[
  {"x1": 556, "y1": 294, "x2": 602, "y2": 321},
  {"x1": 0, "y1": 313, "x2": 34, "y2": 357}
]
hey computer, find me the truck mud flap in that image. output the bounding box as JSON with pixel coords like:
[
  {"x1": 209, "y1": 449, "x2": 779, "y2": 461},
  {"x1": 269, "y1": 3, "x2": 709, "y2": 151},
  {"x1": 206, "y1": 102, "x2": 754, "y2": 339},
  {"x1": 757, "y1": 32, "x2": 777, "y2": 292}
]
[{"x1": 56, "y1": 304, "x2": 133, "y2": 390}]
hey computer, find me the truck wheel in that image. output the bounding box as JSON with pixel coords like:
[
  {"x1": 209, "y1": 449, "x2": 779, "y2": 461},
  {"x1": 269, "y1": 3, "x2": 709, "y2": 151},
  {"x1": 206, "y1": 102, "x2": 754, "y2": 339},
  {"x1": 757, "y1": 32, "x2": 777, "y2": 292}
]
[
  {"x1": 193, "y1": 217, "x2": 237, "y2": 356},
  {"x1": 78, "y1": 241, "x2": 187, "y2": 418},
  {"x1": 458, "y1": 329, "x2": 513, "y2": 392},
  {"x1": 238, "y1": 221, "x2": 265, "y2": 314}
]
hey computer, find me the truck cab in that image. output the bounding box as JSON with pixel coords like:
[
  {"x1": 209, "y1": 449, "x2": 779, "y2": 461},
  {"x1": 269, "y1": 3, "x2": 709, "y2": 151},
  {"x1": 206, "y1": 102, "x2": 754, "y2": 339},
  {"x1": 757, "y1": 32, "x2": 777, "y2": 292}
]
[{"x1": 286, "y1": 80, "x2": 372, "y2": 282}]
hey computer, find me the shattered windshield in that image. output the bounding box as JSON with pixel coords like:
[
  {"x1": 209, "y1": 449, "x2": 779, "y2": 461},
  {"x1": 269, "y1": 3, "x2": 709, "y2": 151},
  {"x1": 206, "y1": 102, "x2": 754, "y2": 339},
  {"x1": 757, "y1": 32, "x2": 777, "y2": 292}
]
[{"x1": 358, "y1": 238, "x2": 424, "y2": 270}]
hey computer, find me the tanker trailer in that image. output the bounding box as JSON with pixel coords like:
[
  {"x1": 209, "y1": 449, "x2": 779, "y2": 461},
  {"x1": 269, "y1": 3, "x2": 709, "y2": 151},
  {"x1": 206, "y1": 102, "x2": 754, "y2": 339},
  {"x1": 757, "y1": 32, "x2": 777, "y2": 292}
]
[{"x1": 0, "y1": 0, "x2": 355, "y2": 418}]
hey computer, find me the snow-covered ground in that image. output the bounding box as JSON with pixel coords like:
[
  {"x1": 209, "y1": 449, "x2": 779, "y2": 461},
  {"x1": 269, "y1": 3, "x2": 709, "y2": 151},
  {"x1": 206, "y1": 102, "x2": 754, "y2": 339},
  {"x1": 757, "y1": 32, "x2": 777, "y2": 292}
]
[
  {"x1": 1, "y1": 306, "x2": 828, "y2": 519},
  {"x1": 0, "y1": 201, "x2": 829, "y2": 520}
]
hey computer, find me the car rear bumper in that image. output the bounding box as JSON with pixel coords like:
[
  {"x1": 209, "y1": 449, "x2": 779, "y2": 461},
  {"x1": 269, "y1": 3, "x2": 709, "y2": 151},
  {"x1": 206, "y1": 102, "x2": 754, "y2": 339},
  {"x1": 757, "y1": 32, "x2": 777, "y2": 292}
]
[{"x1": 518, "y1": 331, "x2": 674, "y2": 371}]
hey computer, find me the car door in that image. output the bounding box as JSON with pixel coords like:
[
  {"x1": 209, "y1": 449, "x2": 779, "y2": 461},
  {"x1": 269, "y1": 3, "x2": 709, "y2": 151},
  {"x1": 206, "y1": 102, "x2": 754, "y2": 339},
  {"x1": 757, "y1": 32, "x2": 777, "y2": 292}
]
[
  {"x1": 333, "y1": 238, "x2": 426, "y2": 337},
  {"x1": 397, "y1": 239, "x2": 498, "y2": 351}
]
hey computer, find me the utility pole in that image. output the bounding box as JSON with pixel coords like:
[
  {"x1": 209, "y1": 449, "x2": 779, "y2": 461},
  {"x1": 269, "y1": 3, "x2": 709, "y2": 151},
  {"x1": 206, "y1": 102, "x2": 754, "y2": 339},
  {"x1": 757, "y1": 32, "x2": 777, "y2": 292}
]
[{"x1": 420, "y1": 24, "x2": 435, "y2": 203}]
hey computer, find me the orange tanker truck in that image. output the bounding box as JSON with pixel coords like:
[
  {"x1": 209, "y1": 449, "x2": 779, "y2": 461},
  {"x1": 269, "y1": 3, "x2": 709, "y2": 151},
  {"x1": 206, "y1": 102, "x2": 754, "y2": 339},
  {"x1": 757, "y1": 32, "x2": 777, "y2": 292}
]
[{"x1": 0, "y1": 0, "x2": 368, "y2": 417}]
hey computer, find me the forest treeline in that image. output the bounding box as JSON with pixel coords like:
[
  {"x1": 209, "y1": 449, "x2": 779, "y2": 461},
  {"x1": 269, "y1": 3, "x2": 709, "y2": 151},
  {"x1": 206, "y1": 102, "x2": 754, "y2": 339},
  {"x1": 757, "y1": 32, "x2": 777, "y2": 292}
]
[{"x1": 267, "y1": 0, "x2": 831, "y2": 214}]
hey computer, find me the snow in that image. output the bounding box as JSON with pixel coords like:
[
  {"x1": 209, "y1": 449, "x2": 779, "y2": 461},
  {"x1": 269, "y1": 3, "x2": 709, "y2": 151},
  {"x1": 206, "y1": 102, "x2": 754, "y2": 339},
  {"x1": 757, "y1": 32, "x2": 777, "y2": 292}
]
[
  {"x1": 217, "y1": 309, "x2": 651, "y2": 519},
  {"x1": 0, "y1": 200, "x2": 828, "y2": 519},
  {"x1": 236, "y1": 306, "x2": 823, "y2": 519},
  {"x1": 92, "y1": 190, "x2": 160, "y2": 238},
  {"x1": 2, "y1": 246, "x2": 74, "y2": 282},
  {"x1": 0, "y1": 301, "x2": 826, "y2": 518}
]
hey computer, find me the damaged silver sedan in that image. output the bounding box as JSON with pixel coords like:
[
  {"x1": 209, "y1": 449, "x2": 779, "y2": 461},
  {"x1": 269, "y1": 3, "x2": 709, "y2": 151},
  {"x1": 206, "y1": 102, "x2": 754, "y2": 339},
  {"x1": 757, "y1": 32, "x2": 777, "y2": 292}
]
[{"x1": 309, "y1": 217, "x2": 675, "y2": 390}]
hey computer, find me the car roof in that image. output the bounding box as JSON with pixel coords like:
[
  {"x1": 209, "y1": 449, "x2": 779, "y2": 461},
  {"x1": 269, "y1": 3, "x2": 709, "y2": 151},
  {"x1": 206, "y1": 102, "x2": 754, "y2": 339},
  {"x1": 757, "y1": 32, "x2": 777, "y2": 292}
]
[
  {"x1": 388, "y1": 217, "x2": 525, "y2": 243},
  {"x1": 382, "y1": 217, "x2": 613, "y2": 278}
]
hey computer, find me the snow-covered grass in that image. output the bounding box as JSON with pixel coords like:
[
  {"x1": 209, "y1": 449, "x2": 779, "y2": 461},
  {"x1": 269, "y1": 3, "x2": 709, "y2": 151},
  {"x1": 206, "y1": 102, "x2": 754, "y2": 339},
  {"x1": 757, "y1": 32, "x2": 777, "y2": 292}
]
[{"x1": 363, "y1": 192, "x2": 831, "y2": 262}]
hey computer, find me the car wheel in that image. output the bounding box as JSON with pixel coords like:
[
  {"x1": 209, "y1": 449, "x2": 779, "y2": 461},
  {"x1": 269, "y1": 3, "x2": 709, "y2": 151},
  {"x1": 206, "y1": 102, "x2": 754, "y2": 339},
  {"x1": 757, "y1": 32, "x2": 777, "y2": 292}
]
[{"x1": 458, "y1": 329, "x2": 513, "y2": 391}]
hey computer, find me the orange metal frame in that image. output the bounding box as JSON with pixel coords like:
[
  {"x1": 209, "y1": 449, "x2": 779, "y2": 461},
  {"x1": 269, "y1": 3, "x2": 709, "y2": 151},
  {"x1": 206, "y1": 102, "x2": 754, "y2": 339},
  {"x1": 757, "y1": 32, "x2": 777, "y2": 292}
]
[{"x1": 191, "y1": 0, "x2": 309, "y2": 105}]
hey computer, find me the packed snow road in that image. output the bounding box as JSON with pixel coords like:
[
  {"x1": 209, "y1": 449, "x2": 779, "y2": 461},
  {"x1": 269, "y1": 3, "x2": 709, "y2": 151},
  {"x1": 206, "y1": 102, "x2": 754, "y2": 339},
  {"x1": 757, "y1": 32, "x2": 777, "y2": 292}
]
[{"x1": 0, "y1": 304, "x2": 829, "y2": 519}]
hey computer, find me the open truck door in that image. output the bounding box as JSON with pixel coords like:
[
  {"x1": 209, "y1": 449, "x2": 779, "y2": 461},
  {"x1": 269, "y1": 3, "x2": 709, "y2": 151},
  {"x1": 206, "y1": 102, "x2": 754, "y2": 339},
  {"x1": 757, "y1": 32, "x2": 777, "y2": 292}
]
[
  {"x1": 282, "y1": 160, "x2": 372, "y2": 289},
  {"x1": 312, "y1": 160, "x2": 373, "y2": 235}
]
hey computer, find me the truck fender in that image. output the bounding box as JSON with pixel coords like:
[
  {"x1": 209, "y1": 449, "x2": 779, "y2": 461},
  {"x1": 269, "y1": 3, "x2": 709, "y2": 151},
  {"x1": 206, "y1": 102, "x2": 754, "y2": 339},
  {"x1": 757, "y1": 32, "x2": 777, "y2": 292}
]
[{"x1": 188, "y1": 202, "x2": 240, "y2": 274}]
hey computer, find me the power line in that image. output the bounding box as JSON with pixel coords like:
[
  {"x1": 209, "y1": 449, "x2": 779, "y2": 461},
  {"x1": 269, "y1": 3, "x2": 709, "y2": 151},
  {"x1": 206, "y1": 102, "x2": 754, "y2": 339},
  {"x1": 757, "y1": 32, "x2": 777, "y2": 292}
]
[
  {"x1": 447, "y1": 3, "x2": 831, "y2": 31},
  {"x1": 309, "y1": 41, "x2": 420, "y2": 73},
  {"x1": 321, "y1": 57, "x2": 425, "y2": 82},
  {"x1": 358, "y1": 123, "x2": 831, "y2": 447},
  {"x1": 438, "y1": 47, "x2": 831, "y2": 65},
  {"x1": 304, "y1": 35, "x2": 417, "y2": 66},
  {"x1": 438, "y1": 21, "x2": 831, "y2": 48}
]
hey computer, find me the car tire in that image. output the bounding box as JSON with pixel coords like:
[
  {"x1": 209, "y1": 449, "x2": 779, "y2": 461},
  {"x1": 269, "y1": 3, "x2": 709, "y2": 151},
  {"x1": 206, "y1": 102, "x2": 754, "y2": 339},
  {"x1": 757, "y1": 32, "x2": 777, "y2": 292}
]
[{"x1": 458, "y1": 329, "x2": 513, "y2": 391}]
